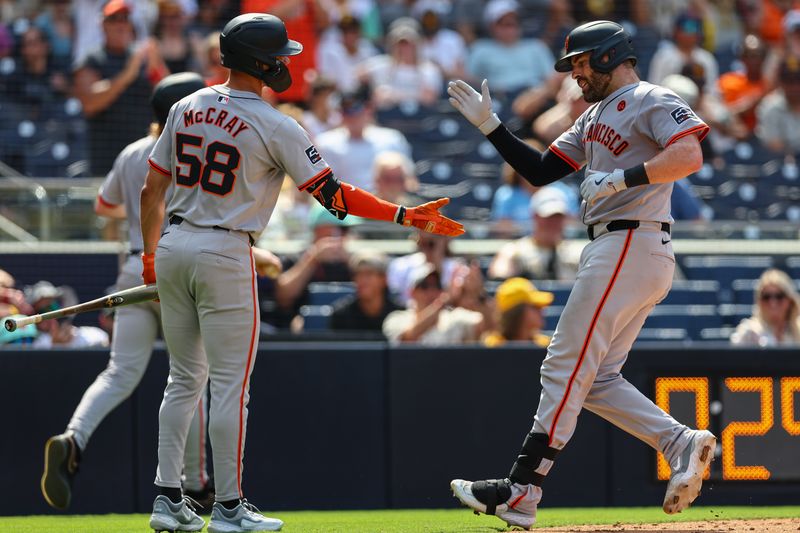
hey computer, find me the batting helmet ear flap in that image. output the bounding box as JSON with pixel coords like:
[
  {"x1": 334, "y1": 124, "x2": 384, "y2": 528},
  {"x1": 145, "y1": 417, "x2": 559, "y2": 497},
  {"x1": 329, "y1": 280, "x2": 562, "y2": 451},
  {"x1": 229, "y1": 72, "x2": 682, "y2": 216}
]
[{"x1": 260, "y1": 57, "x2": 293, "y2": 93}]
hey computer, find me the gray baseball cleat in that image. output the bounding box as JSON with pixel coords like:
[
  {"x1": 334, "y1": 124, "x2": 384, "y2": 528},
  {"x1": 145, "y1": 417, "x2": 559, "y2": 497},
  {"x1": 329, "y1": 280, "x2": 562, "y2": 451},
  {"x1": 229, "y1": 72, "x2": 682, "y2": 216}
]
[
  {"x1": 451, "y1": 478, "x2": 541, "y2": 530},
  {"x1": 41, "y1": 433, "x2": 81, "y2": 510},
  {"x1": 663, "y1": 429, "x2": 717, "y2": 514},
  {"x1": 208, "y1": 499, "x2": 283, "y2": 532},
  {"x1": 149, "y1": 495, "x2": 205, "y2": 532}
]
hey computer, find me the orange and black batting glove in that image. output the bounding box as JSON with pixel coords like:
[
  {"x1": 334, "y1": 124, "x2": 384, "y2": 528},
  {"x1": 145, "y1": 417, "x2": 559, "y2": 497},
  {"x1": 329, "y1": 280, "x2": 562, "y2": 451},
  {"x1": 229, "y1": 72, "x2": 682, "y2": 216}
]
[
  {"x1": 141, "y1": 253, "x2": 156, "y2": 285},
  {"x1": 400, "y1": 198, "x2": 465, "y2": 237}
]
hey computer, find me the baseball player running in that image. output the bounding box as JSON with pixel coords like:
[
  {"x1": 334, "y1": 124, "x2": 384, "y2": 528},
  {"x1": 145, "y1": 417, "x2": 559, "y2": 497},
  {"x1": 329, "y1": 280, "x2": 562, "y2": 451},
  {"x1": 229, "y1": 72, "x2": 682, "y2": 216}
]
[
  {"x1": 140, "y1": 13, "x2": 463, "y2": 533},
  {"x1": 41, "y1": 73, "x2": 217, "y2": 512},
  {"x1": 447, "y1": 21, "x2": 716, "y2": 529}
]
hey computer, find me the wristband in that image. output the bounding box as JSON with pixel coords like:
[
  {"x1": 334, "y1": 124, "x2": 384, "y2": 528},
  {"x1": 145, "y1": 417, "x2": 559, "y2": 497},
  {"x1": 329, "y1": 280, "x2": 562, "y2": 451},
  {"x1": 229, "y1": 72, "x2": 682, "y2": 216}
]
[
  {"x1": 395, "y1": 205, "x2": 406, "y2": 225},
  {"x1": 623, "y1": 163, "x2": 650, "y2": 188},
  {"x1": 478, "y1": 113, "x2": 502, "y2": 135}
]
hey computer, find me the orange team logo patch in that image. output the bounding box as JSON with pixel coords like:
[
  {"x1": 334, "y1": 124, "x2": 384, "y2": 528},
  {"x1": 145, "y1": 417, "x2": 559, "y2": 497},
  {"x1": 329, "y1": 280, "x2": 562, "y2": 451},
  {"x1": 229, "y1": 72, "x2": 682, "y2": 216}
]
[{"x1": 617, "y1": 100, "x2": 626, "y2": 112}]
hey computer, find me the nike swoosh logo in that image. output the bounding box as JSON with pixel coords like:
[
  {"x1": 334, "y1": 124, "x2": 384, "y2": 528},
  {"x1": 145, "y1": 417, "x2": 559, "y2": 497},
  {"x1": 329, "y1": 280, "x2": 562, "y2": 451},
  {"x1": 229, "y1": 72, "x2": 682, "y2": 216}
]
[
  {"x1": 349, "y1": 184, "x2": 356, "y2": 191},
  {"x1": 594, "y1": 177, "x2": 606, "y2": 185},
  {"x1": 661, "y1": 239, "x2": 671, "y2": 244}
]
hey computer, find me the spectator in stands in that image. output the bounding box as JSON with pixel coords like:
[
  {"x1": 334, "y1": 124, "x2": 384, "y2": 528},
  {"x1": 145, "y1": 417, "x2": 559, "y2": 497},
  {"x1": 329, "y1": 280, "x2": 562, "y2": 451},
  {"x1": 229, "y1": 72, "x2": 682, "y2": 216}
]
[
  {"x1": 0, "y1": 269, "x2": 33, "y2": 318},
  {"x1": 731, "y1": 268, "x2": 800, "y2": 346},
  {"x1": 388, "y1": 230, "x2": 466, "y2": 304},
  {"x1": 317, "y1": 15, "x2": 378, "y2": 94},
  {"x1": 489, "y1": 185, "x2": 578, "y2": 281},
  {"x1": 648, "y1": 12, "x2": 719, "y2": 95},
  {"x1": 532, "y1": 76, "x2": 591, "y2": 145},
  {"x1": 302, "y1": 75, "x2": 341, "y2": 139},
  {"x1": 413, "y1": 0, "x2": 468, "y2": 80},
  {"x1": 241, "y1": 0, "x2": 329, "y2": 103},
  {"x1": 467, "y1": 0, "x2": 555, "y2": 95},
  {"x1": 330, "y1": 250, "x2": 402, "y2": 335},
  {"x1": 359, "y1": 18, "x2": 443, "y2": 107},
  {"x1": 718, "y1": 34, "x2": 771, "y2": 136},
  {"x1": 25, "y1": 281, "x2": 109, "y2": 349},
  {"x1": 756, "y1": 56, "x2": 800, "y2": 153},
  {"x1": 155, "y1": 0, "x2": 197, "y2": 74},
  {"x1": 202, "y1": 31, "x2": 227, "y2": 86},
  {"x1": 383, "y1": 263, "x2": 485, "y2": 345},
  {"x1": 273, "y1": 204, "x2": 357, "y2": 331},
  {"x1": 74, "y1": 0, "x2": 168, "y2": 176},
  {"x1": 35, "y1": 0, "x2": 74, "y2": 68},
  {"x1": 372, "y1": 151, "x2": 420, "y2": 205},
  {"x1": 483, "y1": 277, "x2": 553, "y2": 348},
  {"x1": 315, "y1": 85, "x2": 412, "y2": 192},
  {"x1": 490, "y1": 138, "x2": 542, "y2": 238}
]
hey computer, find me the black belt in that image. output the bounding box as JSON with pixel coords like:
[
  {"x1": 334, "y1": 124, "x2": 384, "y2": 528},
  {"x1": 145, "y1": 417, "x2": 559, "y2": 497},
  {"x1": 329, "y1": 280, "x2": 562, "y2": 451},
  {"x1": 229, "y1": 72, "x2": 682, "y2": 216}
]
[
  {"x1": 169, "y1": 215, "x2": 254, "y2": 246},
  {"x1": 587, "y1": 220, "x2": 670, "y2": 241},
  {"x1": 129, "y1": 249, "x2": 142, "y2": 256}
]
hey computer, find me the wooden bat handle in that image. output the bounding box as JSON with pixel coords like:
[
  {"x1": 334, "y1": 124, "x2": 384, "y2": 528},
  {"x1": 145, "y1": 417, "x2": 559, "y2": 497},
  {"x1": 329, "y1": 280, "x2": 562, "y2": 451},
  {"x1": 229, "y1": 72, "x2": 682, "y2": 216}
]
[{"x1": 3, "y1": 284, "x2": 158, "y2": 333}]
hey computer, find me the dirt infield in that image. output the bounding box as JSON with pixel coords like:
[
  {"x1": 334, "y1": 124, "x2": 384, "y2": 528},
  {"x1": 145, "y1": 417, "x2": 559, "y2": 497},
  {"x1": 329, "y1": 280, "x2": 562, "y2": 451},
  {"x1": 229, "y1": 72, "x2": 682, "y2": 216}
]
[{"x1": 537, "y1": 518, "x2": 800, "y2": 532}]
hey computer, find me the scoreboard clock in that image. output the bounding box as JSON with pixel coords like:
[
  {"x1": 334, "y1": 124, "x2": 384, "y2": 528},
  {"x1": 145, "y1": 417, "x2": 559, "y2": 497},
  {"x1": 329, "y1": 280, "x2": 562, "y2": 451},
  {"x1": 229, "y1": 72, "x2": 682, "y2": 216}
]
[{"x1": 654, "y1": 375, "x2": 800, "y2": 481}]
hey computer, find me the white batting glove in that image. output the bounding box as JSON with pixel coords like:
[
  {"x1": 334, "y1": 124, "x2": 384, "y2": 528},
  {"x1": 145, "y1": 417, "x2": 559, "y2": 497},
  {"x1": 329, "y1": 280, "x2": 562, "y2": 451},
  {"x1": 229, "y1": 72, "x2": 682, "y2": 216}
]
[
  {"x1": 447, "y1": 79, "x2": 501, "y2": 135},
  {"x1": 580, "y1": 169, "x2": 627, "y2": 205}
]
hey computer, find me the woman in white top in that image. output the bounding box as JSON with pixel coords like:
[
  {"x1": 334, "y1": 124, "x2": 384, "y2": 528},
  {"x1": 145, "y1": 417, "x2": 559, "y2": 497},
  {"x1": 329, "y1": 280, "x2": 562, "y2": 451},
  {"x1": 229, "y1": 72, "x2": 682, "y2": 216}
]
[{"x1": 731, "y1": 268, "x2": 800, "y2": 347}]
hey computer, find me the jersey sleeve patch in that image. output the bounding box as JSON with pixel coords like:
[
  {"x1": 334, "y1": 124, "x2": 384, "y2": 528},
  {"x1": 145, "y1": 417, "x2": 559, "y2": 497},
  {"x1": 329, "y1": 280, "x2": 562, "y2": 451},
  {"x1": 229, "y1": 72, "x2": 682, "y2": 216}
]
[
  {"x1": 305, "y1": 145, "x2": 322, "y2": 164},
  {"x1": 670, "y1": 106, "x2": 695, "y2": 125}
]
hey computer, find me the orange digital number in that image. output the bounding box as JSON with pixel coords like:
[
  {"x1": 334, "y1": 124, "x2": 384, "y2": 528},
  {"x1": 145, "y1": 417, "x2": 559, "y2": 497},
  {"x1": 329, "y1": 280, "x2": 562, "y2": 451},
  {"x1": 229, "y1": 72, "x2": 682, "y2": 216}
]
[
  {"x1": 781, "y1": 377, "x2": 800, "y2": 436},
  {"x1": 654, "y1": 377, "x2": 709, "y2": 481},
  {"x1": 721, "y1": 377, "x2": 773, "y2": 480}
]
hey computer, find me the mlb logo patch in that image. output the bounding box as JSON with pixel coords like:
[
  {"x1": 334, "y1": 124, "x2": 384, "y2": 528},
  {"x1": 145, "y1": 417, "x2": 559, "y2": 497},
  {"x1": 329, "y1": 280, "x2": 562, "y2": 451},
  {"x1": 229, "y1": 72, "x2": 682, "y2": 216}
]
[
  {"x1": 217, "y1": 95, "x2": 229, "y2": 104},
  {"x1": 305, "y1": 145, "x2": 322, "y2": 164},
  {"x1": 670, "y1": 107, "x2": 693, "y2": 124}
]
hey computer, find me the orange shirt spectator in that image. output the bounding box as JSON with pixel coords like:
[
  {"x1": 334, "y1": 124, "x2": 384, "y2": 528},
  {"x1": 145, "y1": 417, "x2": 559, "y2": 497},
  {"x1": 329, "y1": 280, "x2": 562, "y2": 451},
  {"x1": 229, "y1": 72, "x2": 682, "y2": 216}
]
[
  {"x1": 241, "y1": 0, "x2": 328, "y2": 103},
  {"x1": 718, "y1": 34, "x2": 770, "y2": 133}
]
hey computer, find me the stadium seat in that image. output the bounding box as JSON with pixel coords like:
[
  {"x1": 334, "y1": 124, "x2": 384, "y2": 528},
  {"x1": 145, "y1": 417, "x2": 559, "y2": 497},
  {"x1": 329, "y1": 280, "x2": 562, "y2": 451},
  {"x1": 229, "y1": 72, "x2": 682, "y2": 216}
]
[
  {"x1": 635, "y1": 328, "x2": 688, "y2": 342},
  {"x1": 732, "y1": 277, "x2": 800, "y2": 305},
  {"x1": 299, "y1": 304, "x2": 332, "y2": 330},
  {"x1": 308, "y1": 282, "x2": 355, "y2": 306},
  {"x1": 699, "y1": 326, "x2": 736, "y2": 342},
  {"x1": 786, "y1": 257, "x2": 800, "y2": 279},
  {"x1": 717, "y1": 303, "x2": 752, "y2": 327},
  {"x1": 679, "y1": 256, "x2": 774, "y2": 303},
  {"x1": 643, "y1": 305, "x2": 722, "y2": 339},
  {"x1": 661, "y1": 280, "x2": 719, "y2": 305},
  {"x1": 543, "y1": 305, "x2": 564, "y2": 331}
]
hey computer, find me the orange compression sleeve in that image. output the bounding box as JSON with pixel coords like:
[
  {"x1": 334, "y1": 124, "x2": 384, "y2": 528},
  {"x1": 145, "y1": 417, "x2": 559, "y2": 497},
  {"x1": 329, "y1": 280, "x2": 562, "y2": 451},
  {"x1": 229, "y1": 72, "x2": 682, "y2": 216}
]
[{"x1": 338, "y1": 182, "x2": 403, "y2": 223}]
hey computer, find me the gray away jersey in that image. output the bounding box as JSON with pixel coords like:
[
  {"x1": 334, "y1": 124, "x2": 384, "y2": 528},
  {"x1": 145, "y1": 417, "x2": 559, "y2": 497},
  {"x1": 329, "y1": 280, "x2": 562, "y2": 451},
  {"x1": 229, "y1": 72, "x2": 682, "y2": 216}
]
[
  {"x1": 100, "y1": 135, "x2": 173, "y2": 251},
  {"x1": 550, "y1": 81, "x2": 709, "y2": 225},
  {"x1": 148, "y1": 85, "x2": 330, "y2": 236}
]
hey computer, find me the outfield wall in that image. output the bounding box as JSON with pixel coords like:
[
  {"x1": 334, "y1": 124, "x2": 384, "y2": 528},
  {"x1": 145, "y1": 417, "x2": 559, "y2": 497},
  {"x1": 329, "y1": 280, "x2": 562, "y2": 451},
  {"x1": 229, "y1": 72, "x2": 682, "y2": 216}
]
[{"x1": 2, "y1": 345, "x2": 798, "y2": 515}]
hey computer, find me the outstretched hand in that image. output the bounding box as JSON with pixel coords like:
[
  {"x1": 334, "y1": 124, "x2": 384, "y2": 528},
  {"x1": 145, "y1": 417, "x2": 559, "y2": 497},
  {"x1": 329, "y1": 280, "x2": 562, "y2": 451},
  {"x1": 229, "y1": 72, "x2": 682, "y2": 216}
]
[
  {"x1": 447, "y1": 79, "x2": 500, "y2": 134},
  {"x1": 403, "y1": 198, "x2": 465, "y2": 237}
]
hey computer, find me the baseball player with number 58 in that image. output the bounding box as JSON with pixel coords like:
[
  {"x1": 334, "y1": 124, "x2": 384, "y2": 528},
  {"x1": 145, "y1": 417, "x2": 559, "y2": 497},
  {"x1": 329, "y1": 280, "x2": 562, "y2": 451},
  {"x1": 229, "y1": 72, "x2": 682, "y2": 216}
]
[
  {"x1": 447, "y1": 21, "x2": 716, "y2": 530},
  {"x1": 140, "y1": 13, "x2": 463, "y2": 533}
]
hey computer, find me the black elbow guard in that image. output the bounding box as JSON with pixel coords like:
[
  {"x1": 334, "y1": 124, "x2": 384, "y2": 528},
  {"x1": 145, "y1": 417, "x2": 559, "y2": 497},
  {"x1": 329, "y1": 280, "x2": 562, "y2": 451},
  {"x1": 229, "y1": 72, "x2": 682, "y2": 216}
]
[{"x1": 305, "y1": 169, "x2": 348, "y2": 220}]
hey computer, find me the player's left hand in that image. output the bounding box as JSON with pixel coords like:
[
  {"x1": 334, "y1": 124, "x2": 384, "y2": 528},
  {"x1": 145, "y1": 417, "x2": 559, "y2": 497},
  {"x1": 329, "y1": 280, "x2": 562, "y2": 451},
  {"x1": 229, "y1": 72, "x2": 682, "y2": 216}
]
[
  {"x1": 402, "y1": 198, "x2": 465, "y2": 237},
  {"x1": 580, "y1": 169, "x2": 627, "y2": 205},
  {"x1": 141, "y1": 253, "x2": 156, "y2": 285}
]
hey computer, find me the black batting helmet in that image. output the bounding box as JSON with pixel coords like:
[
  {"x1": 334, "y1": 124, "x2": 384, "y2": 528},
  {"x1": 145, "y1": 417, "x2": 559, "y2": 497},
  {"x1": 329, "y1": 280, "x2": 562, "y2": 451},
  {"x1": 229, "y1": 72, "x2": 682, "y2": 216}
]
[
  {"x1": 219, "y1": 13, "x2": 303, "y2": 93},
  {"x1": 151, "y1": 72, "x2": 206, "y2": 125},
  {"x1": 554, "y1": 20, "x2": 637, "y2": 73}
]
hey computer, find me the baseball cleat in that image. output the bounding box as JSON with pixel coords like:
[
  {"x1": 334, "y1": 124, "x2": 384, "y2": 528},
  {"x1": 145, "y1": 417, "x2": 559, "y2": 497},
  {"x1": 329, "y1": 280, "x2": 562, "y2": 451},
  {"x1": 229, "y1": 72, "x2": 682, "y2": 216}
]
[
  {"x1": 663, "y1": 429, "x2": 717, "y2": 514},
  {"x1": 451, "y1": 478, "x2": 540, "y2": 530},
  {"x1": 149, "y1": 495, "x2": 205, "y2": 532},
  {"x1": 208, "y1": 499, "x2": 283, "y2": 532},
  {"x1": 185, "y1": 480, "x2": 215, "y2": 515},
  {"x1": 41, "y1": 433, "x2": 81, "y2": 510}
]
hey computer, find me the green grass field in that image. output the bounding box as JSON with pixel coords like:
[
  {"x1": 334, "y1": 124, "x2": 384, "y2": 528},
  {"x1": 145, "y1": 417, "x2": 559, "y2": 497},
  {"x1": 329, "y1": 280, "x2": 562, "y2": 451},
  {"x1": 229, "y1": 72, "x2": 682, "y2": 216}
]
[{"x1": 2, "y1": 506, "x2": 798, "y2": 533}]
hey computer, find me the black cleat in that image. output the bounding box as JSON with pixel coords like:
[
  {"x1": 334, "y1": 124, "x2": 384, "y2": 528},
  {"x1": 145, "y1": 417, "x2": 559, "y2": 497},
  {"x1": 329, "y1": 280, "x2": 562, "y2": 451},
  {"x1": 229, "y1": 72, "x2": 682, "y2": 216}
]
[{"x1": 41, "y1": 433, "x2": 81, "y2": 510}]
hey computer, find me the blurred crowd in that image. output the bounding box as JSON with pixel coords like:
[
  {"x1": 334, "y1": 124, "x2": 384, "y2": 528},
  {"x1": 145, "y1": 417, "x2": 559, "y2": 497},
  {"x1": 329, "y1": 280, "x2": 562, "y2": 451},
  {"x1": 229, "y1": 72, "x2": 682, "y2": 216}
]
[{"x1": 3, "y1": 0, "x2": 800, "y2": 349}]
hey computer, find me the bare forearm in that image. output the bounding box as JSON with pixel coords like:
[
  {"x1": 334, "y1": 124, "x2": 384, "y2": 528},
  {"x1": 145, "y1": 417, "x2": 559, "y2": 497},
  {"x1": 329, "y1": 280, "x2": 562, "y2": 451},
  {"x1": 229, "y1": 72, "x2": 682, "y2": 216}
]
[
  {"x1": 79, "y1": 72, "x2": 137, "y2": 116},
  {"x1": 275, "y1": 252, "x2": 317, "y2": 308},
  {"x1": 399, "y1": 298, "x2": 447, "y2": 341},
  {"x1": 140, "y1": 169, "x2": 169, "y2": 254},
  {"x1": 643, "y1": 137, "x2": 703, "y2": 184}
]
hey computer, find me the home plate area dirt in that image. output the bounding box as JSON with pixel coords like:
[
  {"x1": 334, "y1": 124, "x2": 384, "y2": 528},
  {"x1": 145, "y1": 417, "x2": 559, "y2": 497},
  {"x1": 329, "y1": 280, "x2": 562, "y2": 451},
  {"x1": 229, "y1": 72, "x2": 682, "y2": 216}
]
[{"x1": 537, "y1": 518, "x2": 800, "y2": 532}]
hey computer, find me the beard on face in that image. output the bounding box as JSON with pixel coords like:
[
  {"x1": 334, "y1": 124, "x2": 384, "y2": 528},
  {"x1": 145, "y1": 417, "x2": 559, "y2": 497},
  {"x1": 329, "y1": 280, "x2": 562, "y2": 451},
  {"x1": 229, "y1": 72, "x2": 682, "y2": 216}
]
[{"x1": 579, "y1": 71, "x2": 612, "y2": 102}]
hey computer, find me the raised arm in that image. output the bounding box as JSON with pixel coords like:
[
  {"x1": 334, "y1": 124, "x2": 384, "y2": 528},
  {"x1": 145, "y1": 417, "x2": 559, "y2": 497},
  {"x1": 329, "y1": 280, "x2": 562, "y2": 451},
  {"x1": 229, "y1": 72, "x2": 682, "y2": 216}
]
[{"x1": 447, "y1": 79, "x2": 575, "y2": 187}]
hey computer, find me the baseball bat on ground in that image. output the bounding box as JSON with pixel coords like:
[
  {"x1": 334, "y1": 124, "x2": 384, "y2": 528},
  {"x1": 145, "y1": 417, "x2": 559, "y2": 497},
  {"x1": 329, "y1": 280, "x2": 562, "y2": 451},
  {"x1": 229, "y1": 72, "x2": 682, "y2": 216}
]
[{"x1": 3, "y1": 283, "x2": 159, "y2": 332}]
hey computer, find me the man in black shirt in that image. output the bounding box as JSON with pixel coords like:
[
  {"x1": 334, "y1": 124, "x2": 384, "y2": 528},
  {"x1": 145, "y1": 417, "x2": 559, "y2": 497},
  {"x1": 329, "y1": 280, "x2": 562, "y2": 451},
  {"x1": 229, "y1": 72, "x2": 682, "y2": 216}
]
[{"x1": 330, "y1": 250, "x2": 401, "y2": 335}]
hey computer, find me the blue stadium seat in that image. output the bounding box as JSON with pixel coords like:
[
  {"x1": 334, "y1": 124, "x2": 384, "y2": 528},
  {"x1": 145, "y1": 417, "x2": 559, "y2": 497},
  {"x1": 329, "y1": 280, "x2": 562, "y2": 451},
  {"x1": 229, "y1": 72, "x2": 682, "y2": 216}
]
[
  {"x1": 699, "y1": 326, "x2": 736, "y2": 342},
  {"x1": 662, "y1": 280, "x2": 719, "y2": 305},
  {"x1": 643, "y1": 305, "x2": 722, "y2": 339},
  {"x1": 536, "y1": 280, "x2": 575, "y2": 306},
  {"x1": 308, "y1": 282, "x2": 355, "y2": 306},
  {"x1": 299, "y1": 304, "x2": 332, "y2": 330},
  {"x1": 679, "y1": 256, "x2": 774, "y2": 303},
  {"x1": 732, "y1": 277, "x2": 800, "y2": 305},
  {"x1": 543, "y1": 305, "x2": 564, "y2": 331},
  {"x1": 717, "y1": 304, "x2": 752, "y2": 327},
  {"x1": 635, "y1": 328, "x2": 688, "y2": 342},
  {"x1": 786, "y1": 257, "x2": 800, "y2": 279}
]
